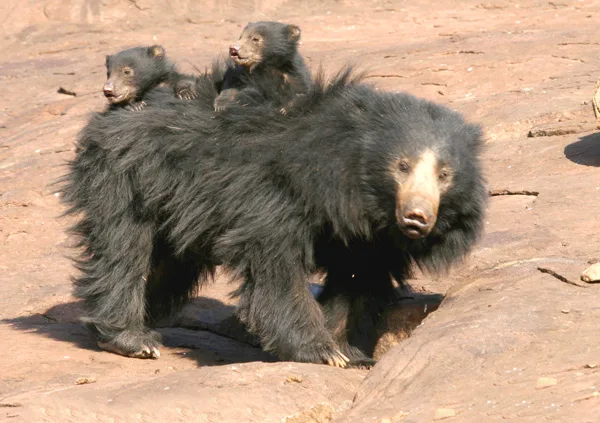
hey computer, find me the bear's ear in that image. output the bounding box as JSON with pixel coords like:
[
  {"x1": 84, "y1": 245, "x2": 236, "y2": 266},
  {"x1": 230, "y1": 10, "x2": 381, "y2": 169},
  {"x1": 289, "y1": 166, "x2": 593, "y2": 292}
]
[
  {"x1": 287, "y1": 25, "x2": 301, "y2": 41},
  {"x1": 466, "y1": 123, "x2": 484, "y2": 153},
  {"x1": 148, "y1": 45, "x2": 166, "y2": 58}
]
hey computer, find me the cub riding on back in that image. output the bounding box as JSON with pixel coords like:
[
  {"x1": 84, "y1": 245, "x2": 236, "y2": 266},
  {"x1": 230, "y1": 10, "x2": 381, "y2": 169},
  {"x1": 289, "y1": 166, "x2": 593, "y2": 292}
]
[
  {"x1": 214, "y1": 21, "x2": 312, "y2": 115},
  {"x1": 103, "y1": 45, "x2": 198, "y2": 111}
]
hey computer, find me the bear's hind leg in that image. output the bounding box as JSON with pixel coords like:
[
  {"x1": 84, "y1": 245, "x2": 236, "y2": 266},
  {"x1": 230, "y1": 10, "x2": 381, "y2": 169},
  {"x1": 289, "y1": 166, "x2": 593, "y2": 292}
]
[
  {"x1": 144, "y1": 237, "x2": 213, "y2": 324},
  {"x1": 318, "y1": 250, "x2": 396, "y2": 367},
  {"x1": 74, "y1": 219, "x2": 161, "y2": 358}
]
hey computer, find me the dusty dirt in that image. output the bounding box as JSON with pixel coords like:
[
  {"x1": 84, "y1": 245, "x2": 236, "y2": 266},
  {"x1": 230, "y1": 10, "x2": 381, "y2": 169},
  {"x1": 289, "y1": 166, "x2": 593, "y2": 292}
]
[{"x1": 1, "y1": 0, "x2": 600, "y2": 421}]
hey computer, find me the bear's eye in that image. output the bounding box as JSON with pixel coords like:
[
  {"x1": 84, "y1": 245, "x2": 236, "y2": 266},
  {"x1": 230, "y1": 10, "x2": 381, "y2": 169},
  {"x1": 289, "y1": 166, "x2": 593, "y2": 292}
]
[
  {"x1": 122, "y1": 68, "x2": 133, "y2": 76},
  {"x1": 438, "y1": 171, "x2": 449, "y2": 181},
  {"x1": 398, "y1": 161, "x2": 411, "y2": 173},
  {"x1": 252, "y1": 36, "x2": 261, "y2": 43}
]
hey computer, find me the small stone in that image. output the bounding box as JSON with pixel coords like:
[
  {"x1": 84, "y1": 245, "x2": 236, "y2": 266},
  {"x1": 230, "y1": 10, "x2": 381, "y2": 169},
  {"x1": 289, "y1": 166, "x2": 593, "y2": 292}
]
[
  {"x1": 44, "y1": 103, "x2": 69, "y2": 116},
  {"x1": 394, "y1": 411, "x2": 409, "y2": 419},
  {"x1": 584, "y1": 364, "x2": 597, "y2": 369},
  {"x1": 7, "y1": 232, "x2": 29, "y2": 242},
  {"x1": 434, "y1": 408, "x2": 456, "y2": 420},
  {"x1": 285, "y1": 375, "x2": 303, "y2": 383},
  {"x1": 593, "y1": 76, "x2": 600, "y2": 119},
  {"x1": 581, "y1": 263, "x2": 600, "y2": 283},
  {"x1": 536, "y1": 377, "x2": 558, "y2": 389},
  {"x1": 561, "y1": 309, "x2": 570, "y2": 314}
]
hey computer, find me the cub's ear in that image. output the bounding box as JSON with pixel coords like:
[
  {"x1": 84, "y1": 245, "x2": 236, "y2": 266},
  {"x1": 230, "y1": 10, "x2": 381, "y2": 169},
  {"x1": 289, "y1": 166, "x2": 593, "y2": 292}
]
[
  {"x1": 148, "y1": 45, "x2": 166, "y2": 58},
  {"x1": 287, "y1": 24, "x2": 301, "y2": 41}
]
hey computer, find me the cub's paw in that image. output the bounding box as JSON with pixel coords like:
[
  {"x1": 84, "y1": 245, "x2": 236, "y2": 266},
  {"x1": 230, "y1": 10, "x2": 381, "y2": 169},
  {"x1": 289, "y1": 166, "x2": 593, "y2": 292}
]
[
  {"x1": 177, "y1": 86, "x2": 198, "y2": 101},
  {"x1": 125, "y1": 101, "x2": 146, "y2": 112}
]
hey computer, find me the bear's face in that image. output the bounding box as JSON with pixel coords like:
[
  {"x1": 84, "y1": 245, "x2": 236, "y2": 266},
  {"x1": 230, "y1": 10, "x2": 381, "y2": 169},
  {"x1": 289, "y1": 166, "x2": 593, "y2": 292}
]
[
  {"x1": 229, "y1": 21, "x2": 301, "y2": 71},
  {"x1": 103, "y1": 45, "x2": 169, "y2": 105},
  {"x1": 390, "y1": 149, "x2": 455, "y2": 239}
]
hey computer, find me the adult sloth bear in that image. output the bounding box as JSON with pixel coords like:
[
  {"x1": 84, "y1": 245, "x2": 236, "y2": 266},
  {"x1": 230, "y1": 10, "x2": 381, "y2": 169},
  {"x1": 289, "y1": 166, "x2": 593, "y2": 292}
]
[{"x1": 61, "y1": 67, "x2": 487, "y2": 367}]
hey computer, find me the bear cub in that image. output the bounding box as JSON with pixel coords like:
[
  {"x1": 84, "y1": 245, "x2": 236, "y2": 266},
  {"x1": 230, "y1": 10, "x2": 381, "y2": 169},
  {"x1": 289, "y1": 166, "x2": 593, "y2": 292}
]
[
  {"x1": 214, "y1": 21, "x2": 311, "y2": 114},
  {"x1": 103, "y1": 45, "x2": 198, "y2": 111}
]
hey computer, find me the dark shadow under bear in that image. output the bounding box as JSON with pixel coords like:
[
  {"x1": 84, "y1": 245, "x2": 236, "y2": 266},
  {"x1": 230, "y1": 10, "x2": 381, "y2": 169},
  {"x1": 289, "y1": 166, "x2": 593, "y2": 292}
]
[
  {"x1": 103, "y1": 45, "x2": 198, "y2": 111},
  {"x1": 214, "y1": 21, "x2": 311, "y2": 114},
  {"x1": 61, "y1": 66, "x2": 487, "y2": 367}
]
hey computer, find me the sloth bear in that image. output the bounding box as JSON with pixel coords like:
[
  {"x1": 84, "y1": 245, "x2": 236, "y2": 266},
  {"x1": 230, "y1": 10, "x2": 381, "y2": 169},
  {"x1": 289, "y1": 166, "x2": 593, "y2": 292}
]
[
  {"x1": 61, "y1": 67, "x2": 487, "y2": 367},
  {"x1": 214, "y1": 21, "x2": 311, "y2": 114},
  {"x1": 103, "y1": 45, "x2": 198, "y2": 111}
]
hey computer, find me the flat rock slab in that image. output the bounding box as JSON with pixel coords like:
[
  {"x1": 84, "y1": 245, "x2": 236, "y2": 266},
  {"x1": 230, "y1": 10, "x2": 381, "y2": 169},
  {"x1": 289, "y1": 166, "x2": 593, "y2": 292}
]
[
  {"x1": 6, "y1": 362, "x2": 365, "y2": 423},
  {"x1": 341, "y1": 260, "x2": 600, "y2": 422}
]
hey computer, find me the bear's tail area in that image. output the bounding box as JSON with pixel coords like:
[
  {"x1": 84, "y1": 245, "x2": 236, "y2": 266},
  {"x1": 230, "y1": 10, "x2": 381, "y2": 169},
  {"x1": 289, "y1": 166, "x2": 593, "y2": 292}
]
[
  {"x1": 187, "y1": 53, "x2": 229, "y2": 80},
  {"x1": 184, "y1": 55, "x2": 230, "y2": 105}
]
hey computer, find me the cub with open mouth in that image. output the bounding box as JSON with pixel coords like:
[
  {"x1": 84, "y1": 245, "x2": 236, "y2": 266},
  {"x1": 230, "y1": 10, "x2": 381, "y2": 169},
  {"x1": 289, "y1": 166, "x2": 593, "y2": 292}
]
[{"x1": 214, "y1": 21, "x2": 312, "y2": 115}]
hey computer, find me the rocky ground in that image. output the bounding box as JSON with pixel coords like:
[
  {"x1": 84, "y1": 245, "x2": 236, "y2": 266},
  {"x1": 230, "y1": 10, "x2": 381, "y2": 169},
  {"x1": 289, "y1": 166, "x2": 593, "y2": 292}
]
[{"x1": 1, "y1": 0, "x2": 600, "y2": 421}]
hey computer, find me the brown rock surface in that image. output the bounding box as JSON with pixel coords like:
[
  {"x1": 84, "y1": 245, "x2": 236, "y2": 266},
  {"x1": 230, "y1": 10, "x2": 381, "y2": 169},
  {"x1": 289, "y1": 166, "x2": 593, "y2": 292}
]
[{"x1": 2, "y1": 0, "x2": 600, "y2": 421}]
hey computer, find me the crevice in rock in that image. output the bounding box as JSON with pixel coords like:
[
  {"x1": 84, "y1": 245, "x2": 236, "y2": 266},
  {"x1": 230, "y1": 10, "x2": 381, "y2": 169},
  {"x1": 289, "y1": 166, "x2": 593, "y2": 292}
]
[
  {"x1": 57, "y1": 87, "x2": 76, "y2": 96},
  {"x1": 363, "y1": 74, "x2": 405, "y2": 79},
  {"x1": 537, "y1": 266, "x2": 588, "y2": 288},
  {"x1": 489, "y1": 189, "x2": 539, "y2": 197},
  {"x1": 373, "y1": 289, "x2": 444, "y2": 360}
]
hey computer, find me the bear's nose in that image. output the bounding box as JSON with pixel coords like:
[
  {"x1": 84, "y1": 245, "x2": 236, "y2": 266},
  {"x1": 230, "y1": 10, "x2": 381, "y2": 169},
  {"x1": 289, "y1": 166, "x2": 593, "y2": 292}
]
[
  {"x1": 103, "y1": 81, "x2": 114, "y2": 97},
  {"x1": 403, "y1": 209, "x2": 429, "y2": 227}
]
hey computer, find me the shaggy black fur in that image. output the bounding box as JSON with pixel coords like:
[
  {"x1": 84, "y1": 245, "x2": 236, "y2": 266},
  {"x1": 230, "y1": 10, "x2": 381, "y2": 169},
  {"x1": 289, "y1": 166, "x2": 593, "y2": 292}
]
[
  {"x1": 61, "y1": 64, "x2": 487, "y2": 365},
  {"x1": 103, "y1": 45, "x2": 199, "y2": 112}
]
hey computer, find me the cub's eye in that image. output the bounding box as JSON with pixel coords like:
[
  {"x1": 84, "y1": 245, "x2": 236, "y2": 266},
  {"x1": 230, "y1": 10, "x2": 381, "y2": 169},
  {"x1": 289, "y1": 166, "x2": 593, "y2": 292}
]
[
  {"x1": 123, "y1": 68, "x2": 133, "y2": 76},
  {"x1": 398, "y1": 161, "x2": 410, "y2": 173},
  {"x1": 252, "y1": 36, "x2": 260, "y2": 43},
  {"x1": 438, "y1": 171, "x2": 449, "y2": 181}
]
